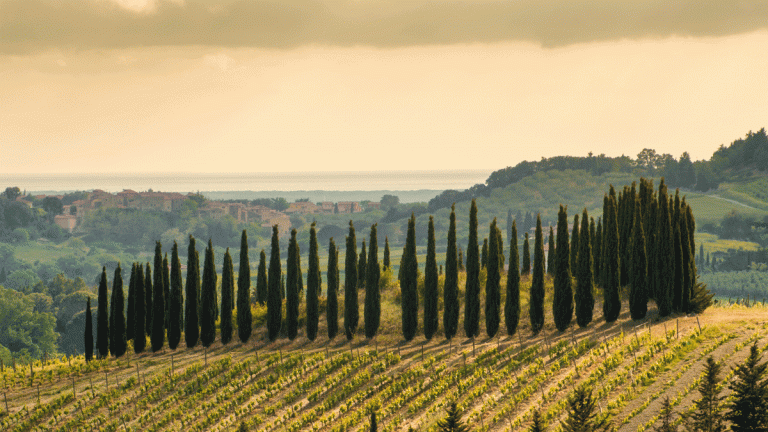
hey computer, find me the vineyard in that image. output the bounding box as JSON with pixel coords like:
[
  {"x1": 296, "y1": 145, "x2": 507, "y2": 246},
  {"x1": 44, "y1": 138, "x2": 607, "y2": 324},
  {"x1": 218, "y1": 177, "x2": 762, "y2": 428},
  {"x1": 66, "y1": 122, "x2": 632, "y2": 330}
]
[{"x1": 1, "y1": 302, "x2": 766, "y2": 432}]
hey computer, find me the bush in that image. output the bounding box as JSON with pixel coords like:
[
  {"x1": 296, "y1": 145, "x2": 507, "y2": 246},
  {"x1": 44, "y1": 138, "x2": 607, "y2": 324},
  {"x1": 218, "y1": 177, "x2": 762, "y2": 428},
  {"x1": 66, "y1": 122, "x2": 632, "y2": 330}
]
[{"x1": 11, "y1": 228, "x2": 29, "y2": 243}]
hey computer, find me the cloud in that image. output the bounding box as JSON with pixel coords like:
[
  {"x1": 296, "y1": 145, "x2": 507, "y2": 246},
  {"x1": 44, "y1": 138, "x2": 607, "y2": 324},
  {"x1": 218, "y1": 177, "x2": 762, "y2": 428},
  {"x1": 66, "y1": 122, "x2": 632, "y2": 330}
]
[{"x1": 2, "y1": 0, "x2": 767, "y2": 54}]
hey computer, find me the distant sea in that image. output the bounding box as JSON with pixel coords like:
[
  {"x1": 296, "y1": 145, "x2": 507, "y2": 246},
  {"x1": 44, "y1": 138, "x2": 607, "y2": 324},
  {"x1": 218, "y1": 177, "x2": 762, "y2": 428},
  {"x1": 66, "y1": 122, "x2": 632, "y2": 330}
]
[{"x1": 2, "y1": 170, "x2": 492, "y2": 203}]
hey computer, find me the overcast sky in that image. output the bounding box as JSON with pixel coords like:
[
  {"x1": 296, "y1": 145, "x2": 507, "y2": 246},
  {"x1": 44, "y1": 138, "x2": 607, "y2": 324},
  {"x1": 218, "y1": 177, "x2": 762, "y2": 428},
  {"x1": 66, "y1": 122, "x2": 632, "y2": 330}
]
[{"x1": 1, "y1": 0, "x2": 767, "y2": 174}]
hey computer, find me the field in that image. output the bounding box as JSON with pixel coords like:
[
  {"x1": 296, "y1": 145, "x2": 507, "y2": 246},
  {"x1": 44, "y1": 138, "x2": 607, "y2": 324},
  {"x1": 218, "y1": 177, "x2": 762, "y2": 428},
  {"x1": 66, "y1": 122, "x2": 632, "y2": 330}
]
[{"x1": 2, "y1": 298, "x2": 767, "y2": 432}]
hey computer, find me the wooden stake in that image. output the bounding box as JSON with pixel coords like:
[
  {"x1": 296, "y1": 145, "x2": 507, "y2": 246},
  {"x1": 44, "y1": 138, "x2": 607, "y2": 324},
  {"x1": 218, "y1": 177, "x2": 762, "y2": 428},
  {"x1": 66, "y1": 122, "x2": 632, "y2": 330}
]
[
  {"x1": 696, "y1": 316, "x2": 702, "y2": 333},
  {"x1": 37, "y1": 384, "x2": 40, "y2": 405},
  {"x1": 421, "y1": 343, "x2": 424, "y2": 362},
  {"x1": 105, "y1": 371, "x2": 108, "y2": 390},
  {"x1": 72, "y1": 376, "x2": 76, "y2": 398},
  {"x1": 171, "y1": 354, "x2": 174, "y2": 381},
  {"x1": 676, "y1": 319, "x2": 679, "y2": 339},
  {"x1": 136, "y1": 363, "x2": 140, "y2": 385},
  {"x1": 205, "y1": 347, "x2": 208, "y2": 367},
  {"x1": 472, "y1": 338, "x2": 476, "y2": 357},
  {"x1": 90, "y1": 378, "x2": 93, "y2": 395}
]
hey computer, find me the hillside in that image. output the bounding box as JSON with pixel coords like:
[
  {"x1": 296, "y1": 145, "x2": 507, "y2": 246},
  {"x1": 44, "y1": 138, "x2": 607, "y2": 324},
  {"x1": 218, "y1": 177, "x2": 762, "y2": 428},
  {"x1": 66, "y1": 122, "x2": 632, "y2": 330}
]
[{"x1": 2, "y1": 296, "x2": 766, "y2": 432}]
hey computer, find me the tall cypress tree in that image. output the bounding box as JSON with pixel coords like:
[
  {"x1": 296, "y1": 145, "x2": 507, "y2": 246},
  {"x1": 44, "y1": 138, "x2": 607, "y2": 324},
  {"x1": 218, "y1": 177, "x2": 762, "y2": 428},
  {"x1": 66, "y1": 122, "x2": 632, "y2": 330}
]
[
  {"x1": 152, "y1": 243, "x2": 165, "y2": 352},
  {"x1": 576, "y1": 209, "x2": 594, "y2": 328},
  {"x1": 327, "y1": 238, "x2": 339, "y2": 340},
  {"x1": 221, "y1": 248, "x2": 234, "y2": 345},
  {"x1": 424, "y1": 217, "x2": 439, "y2": 340},
  {"x1": 547, "y1": 226, "x2": 556, "y2": 276},
  {"x1": 85, "y1": 297, "x2": 93, "y2": 362},
  {"x1": 358, "y1": 240, "x2": 367, "y2": 291},
  {"x1": 672, "y1": 220, "x2": 684, "y2": 313},
  {"x1": 594, "y1": 217, "x2": 602, "y2": 284},
  {"x1": 134, "y1": 263, "x2": 146, "y2": 353},
  {"x1": 530, "y1": 215, "x2": 546, "y2": 334},
  {"x1": 267, "y1": 225, "x2": 282, "y2": 341},
  {"x1": 554, "y1": 206, "x2": 573, "y2": 331},
  {"x1": 96, "y1": 267, "x2": 109, "y2": 358},
  {"x1": 522, "y1": 233, "x2": 531, "y2": 275},
  {"x1": 464, "y1": 199, "x2": 480, "y2": 338},
  {"x1": 570, "y1": 214, "x2": 580, "y2": 272},
  {"x1": 656, "y1": 179, "x2": 674, "y2": 316},
  {"x1": 344, "y1": 221, "x2": 358, "y2": 340},
  {"x1": 163, "y1": 253, "x2": 170, "y2": 329},
  {"x1": 307, "y1": 223, "x2": 320, "y2": 341},
  {"x1": 481, "y1": 238, "x2": 488, "y2": 269},
  {"x1": 169, "y1": 241, "x2": 182, "y2": 350},
  {"x1": 256, "y1": 250, "x2": 268, "y2": 305},
  {"x1": 402, "y1": 213, "x2": 419, "y2": 341},
  {"x1": 496, "y1": 224, "x2": 505, "y2": 271},
  {"x1": 603, "y1": 192, "x2": 621, "y2": 323},
  {"x1": 458, "y1": 247, "x2": 464, "y2": 272},
  {"x1": 109, "y1": 264, "x2": 126, "y2": 357},
  {"x1": 505, "y1": 220, "x2": 520, "y2": 336},
  {"x1": 237, "y1": 230, "x2": 252, "y2": 343},
  {"x1": 383, "y1": 237, "x2": 391, "y2": 270},
  {"x1": 365, "y1": 224, "x2": 381, "y2": 339},
  {"x1": 485, "y1": 218, "x2": 501, "y2": 338},
  {"x1": 683, "y1": 203, "x2": 696, "y2": 313},
  {"x1": 444, "y1": 204, "x2": 460, "y2": 340},
  {"x1": 286, "y1": 229, "x2": 300, "y2": 340},
  {"x1": 629, "y1": 199, "x2": 648, "y2": 320},
  {"x1": 200, "y1": 241, "x2": 217, "y2": 347},
  {"x1": 185, "y1": 236, "x2": 200, "y2": 348},
  {"x1": 144, "y1": 262, "x2": 153, "y2": 337},
  {"x1": 126, "y1": 263, "x2": 136, "y2": 341},
  {"x1": 507, "y1": 208, "x2": 514, "y2": 245}
]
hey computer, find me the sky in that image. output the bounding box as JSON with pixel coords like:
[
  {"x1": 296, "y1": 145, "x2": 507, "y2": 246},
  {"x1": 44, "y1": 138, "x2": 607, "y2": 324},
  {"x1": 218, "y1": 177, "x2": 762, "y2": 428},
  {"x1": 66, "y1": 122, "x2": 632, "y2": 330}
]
[{"x1": 1, "y1": 0, "x2": 767, "y2": 174}]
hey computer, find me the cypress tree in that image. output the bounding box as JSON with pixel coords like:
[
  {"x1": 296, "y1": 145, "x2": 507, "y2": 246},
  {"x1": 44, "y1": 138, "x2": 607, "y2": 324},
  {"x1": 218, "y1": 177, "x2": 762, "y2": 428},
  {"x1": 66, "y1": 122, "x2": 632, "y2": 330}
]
[
  {"x1": 169, "y1": 241, "x2": 182, "y2": 350},
  {"x1": 144, "y1": 262, "x2": 152, "y2": 337},
  {"x1": 437, "y1": 402, "x2": 470, "y2": 432},
  {"x1": 522, "y1": 233, "x2": 531, "y2": 275},
  {"x1": 680, "y1": 203, "x2": 692, "y2": 313},
  {"x1": 163, "y1": 254, "x2": 170, "y2": 328},
  {"x1": 344, "y1": 221, "x2": 358, "y2": 340},
  {"x1": 286, "y1": 229, "x2": 300, "y2": 340},
  {"x1": 185, "y1": 236, "x2": 200, "y2": 348},
  {"x1": 554, "y1": 206, "x2": 573, "y2": 332},
  {"x1": 485, "y1": 218, "x2": 501, "y2": 338},
  {"x1": 402, "y1": 213, "x2": 419, "y2": 341},
  {"x1": 358, "y1": 240, "x2": 367, "y2": 291},
  {"x1": 370, "y1": 410, "x2": 377, "y2": 432},
  {"x1": 570, "y1": 214, "x2": 580, "y2": 271},
  {"x1": 221, "y1": 248, "x2": 234, "y2": 345},
  {"x1": 109, "y1": 264, "x2": 127, "y2": 357},
  {"x1": 267, "y1": 225, "x2": 282, "y2": 341},
  {"x1": 560, "y1": 387, "x2": 611, "y2": 432},
  {"x1": 682, "y1": 357, "x2": 725, "y2": 432},
  {"x1": 152, "y1": 243, "x2": 165, "y2": 352},
  {"x1": 629, "y1": 199, "x2": 648, "y2": 320},
  {"x1": 383, "y1": 237, "x2": 391, "y2": 270},
  {"x1": 656, "y1": 179, "x2": 674, "y2": 316},
  {"x1": 423, "y1": 217, "x2": 439, "y2": 340},
  {"x1": 126, "y1": 263, "x2": 136, "y2": 341},
  {"x1": 134, "y1": 263, "x2": 146, "y2": 353},
  {"x1": 458, "y1": 247, "x2": 464, "y2": 272},
  {"x1": 237, "y1": 230, "x2": 252, "y2": 343},
  {"x1": 547, "y1": 226, "x2": 556, "y2": 276},
  {"x1": 256, "y1": 250, "x2": 268, "y2": 304},
  {"x1": 307, "y1": 223, "x2": 320, "y2": 341},
  {"x1": 507, "y1": 208, "x2": 514, "y2": 245},
  {"x1": 365, "y1": 224, "x2": 381, "y2": 339},
  {"x1": 530, "y1": 215, "x2": 546, "y2": 334},
  {"x1": 594, "y1": 217, "x2": 602, "y2": 283},
  {"x1": 603, "y1": 191, "x2": 621, "y2": 323},
  {"x1": 496, "y1": 224, "x2": 505, "y2": 271},
  {"x1": 726, "y1": 342, "x2": 768, "y2": 432},
  {"x1": 684, "y1": 204, "x2": 697, "y2": 312},
  {"x1": 673, "y1": 214, "x2": 684, "y2": 313},
  {"x1": 200, "y1": 241, "x2": 217, "y2": 347},
  {"x1": 505, "y1": 220, "x2": 520, "y2": 336},
  {"x1": 481, "y1": 238, "x2": 488, "y2": 269},
  {"x1": 327, "y1": 238, "x2": 339, "y2": 340},
  {"x1": 96, "y1": 267, "x2": 109, "y2": 358},
  {"x1": 576, "y1": 209, "x2": 594, "y2": 328},
  {"x1": 85, "y1": 297, "x2": 93, "y2": 362},
  {"x1": 444, "y1": 204, "x2": 460, "y2": 340},
  {"x1": 464, "y1": 199, "x2": 480, "y2": 339}
]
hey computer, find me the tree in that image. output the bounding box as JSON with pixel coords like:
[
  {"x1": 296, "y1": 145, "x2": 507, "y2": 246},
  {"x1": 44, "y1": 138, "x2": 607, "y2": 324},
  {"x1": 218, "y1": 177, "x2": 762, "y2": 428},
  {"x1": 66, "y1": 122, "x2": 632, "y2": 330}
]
[
  {"x1": 575, "y1": 210, "x2": 594, "y2": 328},
  {"x1": 256, "y1": 250, "x2": 268, "y2": 305},
  {"x1": 126, "y1": 263, "x2": 136, "y2": 342},
  {"x1": 682, "y1": 356, "x2": 725, "y2": 432},
  {"x1": 424, "y1": 217, "x2": 439, "y2": 340},
  {"x1": 507, "y1": 208, "x2": 514, "y2": 245},
  {"x1": 3, "y1": 186, "x2": 21, "y2": 201},
  {"x1": 200, "y1": 241, "x2": 217, "y2": 347},
  {"x1": 370, "y1": 410, "x2": 377, "y2": 432},
  {"x1": 547, "y1": 226, "x2": 556, "y2": 276},
  {"x1": 380, "y1": 194, "x2": 400, "y2": 211},
  {"x1": 458, "y1": 247, "x2": 465, "y2": 272},
  {"x1": 402, "y1": 213, "x2": 419, "y2": 341},
  {"x1": 96, "y1": 267, "x2": 109, "y2": 358},
  {"x1": 570, "y1": 214, "x2": 580, "y2": 271},
  {"x1": 464, "y1": 199, "x2": 480, "y2": 338},
  {"x1": 560, "y1": 387, "x2": 611, "y2": 432},
  {"x1": 358, "y1": 240, "x2": 367, "y2": 292},
  {"x1": 673, "y1": 214, "x2": 684, "y2": 314},
  {"x1": 40, "y1": 196, "x2": 63, "y2": 222},
  {"x1": 655, "y1": 179, "x2": 674, "y2": 317},
  {"x1": 144, "y1": 263, "x2": 153, "y2": 337},
  {"x1": 603, "y1": 191, "x2": 621, "y2": 323},
  {"x1": 344, "y1": 221, "x2": 359, "y2": 340},
  {"x1": 169, "y1": 242, "x2": 183, "y2": 350},
  {"x1": 267, "y1": 225, "x2": 282, "y2": 341},
  {"x1": 436, "y1": 402, "x2": 470, "y2": 432},
  {"x1": 554, "y1": 206, "x2": 573, "y2": 332},
  {"x1": 163, "y1": 254, "x2": 170, "y2": 329},
  {"x1": 221, "y1": 248, "x2": 234, "y2": 345},
  {"x1": 444, "y1": 204, "x2": 460, "y2": 340},
  {"x1": 594, "y1": 217, "x2": 602, "y2": 284},
  {"x1": 84, "y1": 297, "x2": 93, "y2": 362},
  {"x1": 485, "y1": 219, "x2": 501, "y2": 338},
  {"x1": 522, "y1": 233, "x2": 531, "y2": 275},
  {"x1": 530, "y1": 215, "x2": 546, "y2": 334},
  {"x1": 680, "y1": 204, "x2": 692, "y2": 314},
  {"x1": 185, "y1": 236, "x2": 200, "y2": 348},
  {"x1": 134, "y1": 263, "x2": 146, "y2": 353},
  {"x1": 481, "y1": 238, "x2": 488, "y2": 269},
  {"x1": 529, "y1": 409, "x2": 546, "y2": 432},
  {"x1": 237, "y1": 230, "x2": 252, "y2": 343},
  {"x1": 327, "y1": 238, "x2": 339, "y2": 340},
  {"x1": 655, "y1": 397, "x2": 676, "y2": 432},
  {"x1": 152, "y1": 242, "x2": 165, "y2": 352},
  {"x1": 307, "y1": 223, "x2": 321, "y2": 341},
  {"x1": 726, "y1": 342, "x2": 768, "y2": 432},
  {"x1": 109, "y1": 264, "x2": 126, "y2": 357},
  {"x1": 383, "y1": 237, "x2": 391, "y2": 270},
  {"x1": 505, "y1": 220, "x2": 520, "y2": 336},
  {"x1": 365, "y1": 224, "x2": 381, "y2": 339},
  {"x1": 286, "y1": 229, "x2": 300, "y2": 340},
  {"x1": 630, "y1": 199, "x2": 648, "y2": 320}
]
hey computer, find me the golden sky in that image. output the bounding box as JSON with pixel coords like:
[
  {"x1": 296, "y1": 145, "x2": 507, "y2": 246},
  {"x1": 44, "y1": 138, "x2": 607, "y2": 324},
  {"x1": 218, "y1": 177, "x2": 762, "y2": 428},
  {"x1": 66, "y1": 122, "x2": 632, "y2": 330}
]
[{"x1": 1, "y1": 0, "x2": 767, "y2": 174}]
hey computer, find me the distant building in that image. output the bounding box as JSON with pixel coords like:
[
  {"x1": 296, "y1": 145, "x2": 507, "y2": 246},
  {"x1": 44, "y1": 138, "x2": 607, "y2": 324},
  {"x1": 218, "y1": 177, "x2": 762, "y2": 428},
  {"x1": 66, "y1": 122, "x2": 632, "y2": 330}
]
[
  {"x1": 336, "y1": 201, "x2": 362, "y2": 213},
  {"x1": 54, "y1": 214, "x2": 78, "y2": 233},
  {"x1": 285, "y1": 201, "x2": 321, "y2": 214}
]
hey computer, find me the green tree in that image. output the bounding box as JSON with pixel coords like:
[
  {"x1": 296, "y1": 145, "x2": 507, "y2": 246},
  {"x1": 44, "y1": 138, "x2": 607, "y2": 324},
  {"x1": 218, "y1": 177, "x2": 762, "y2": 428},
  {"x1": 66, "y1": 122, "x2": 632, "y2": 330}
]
[
  {"x1": 256, "y1": 250, "x2": 268, "y2": 305},
  {"x1": 680, "y1": 203, "x2": 692, "y2": 313},
  {"x1": 185, "y1": 236, "x2": 200, "y2": 348},
  {"x1": 163, "y1": 254, "x2": 170, "y2": 328},
  {"x1": 344, "y1": 221, "x2": 358, "y2": 340},
  {"x1": 603, "y1": 190, "x2": 621, "y2": 323},
  {"x1": 134, "y1": 263, "x2": 146, "y2": 353},
  {"x1": 200, "y1": 241, "x2": 217, "y2": 347},
  {"x1": 237, "y1": 230, "x2": 252, "y2": 343},
  {"x1": 437, "y1": 402, "x2": 470, "y2": 432},
  {"x1": 370, "y1": 410, "x2": 377, "y2": 432},
  {"x1": 365, "y1": 224, "x2": 381, "y2": 339},
  {"x1": 424, "y1": 217, "x2": 439, "y2": 340},
  {"x1": 96, "y1": 267, "x2": 109, "y2": 358},
  {"x1": 358, "y1": 240, "x2": 367, "y2": 292},
  {"x1": 144, "y1": 263, "x2": 153, "y2": 338},
  {"x1": 529, "y1": 409, "x2": 546, "y2": 432},
  {"x1": 726, "y1": 342, "x2": 768, "y2": 432},
  {"x1": 109, "y1": 264, "x2": 126, "y2": 357},
  {"x1": 85, "y1": 297, "x2": 93, "y2": 362},
  {"x1": 575, "y1": 210, "x2": 594, "y2": 328},
  {"x1": 673, "y1": 214, "x2": 684, "y2": 314},
  {"x1": 570, "y1": 214, "x2": 580, "y2": 272},
  {"x1": 444, "y1": 204, "x2": 460, "y2": 340},
  {"x1": 682, "y1": 357, "x2": 725, "y2": 432},
  {"x1": 402, "y1": 213, "x2": 419, "y2": 341},
  {"x1": 126, "y1": 263, "x2": 136, "y2": 341},
  {"x1": 267, "y1": 226, "x2": 282, "y2": 341},
  {"x1": 554, "y1": 206, "x2": 573, "y2": 332},
  {"x1": 530, "y1": 215, "x2": 546, "y2": 334},
  {"x1": 221, "y1": 248, "x2": 234, "y2": 345},
  {"x1": 307, "y1": 223, "x2": 321, "y2": 341},
  {"x1": 464, "y1": 199, "x2": 480, "y2": 338},
  {"x1": 593, "y1": 217, "x2": 602, "y2": 284},
  {"x1": 151, "y1": 242, "x2": 165, "y2": 352},
  {"x1": 547, "y1": 226, "x2": 556, "y2": 276},
  {"x1": 481, "y1": 238, "x2": 488, "y2": 269},
  {"x1": 327, "y1": 238, "x2": 339, "y2": 340},
  {"x1": 630, "y1": 199, "x2": 648, "y2": 320},
  {"x1": 522, "y1": 233, "x2": 531, "y2": 275},
  {"x1": 458, "y1": 247, "x2": 464, "y2": 272},
  {"x1": 505, "y1": 220, "x2": 520, "y2": 336},
  {"x1": 169, "y1": 242, "x2": 183, "y2": 350},
  {"x1": 485, "y1": 218, "x2": 501, "y2": 338},
  {"x1": 286, "y1": 229, "x2": 300, "y2": 340},
  {"x1": 507, "y1": 208, "x2": 514, "y2": 245},
  {"x1": 383, "y1": 237, "x2": 391, "y2": 270},
  {"x1": 560, "y1": 387, "x2": 611, "y2": 432},
  {"x1": 655, "y1": 179, "x2": 674, "y2": 317},
  {"x1": 655, "y1": 397, "x2": 676, "y2": 432}
]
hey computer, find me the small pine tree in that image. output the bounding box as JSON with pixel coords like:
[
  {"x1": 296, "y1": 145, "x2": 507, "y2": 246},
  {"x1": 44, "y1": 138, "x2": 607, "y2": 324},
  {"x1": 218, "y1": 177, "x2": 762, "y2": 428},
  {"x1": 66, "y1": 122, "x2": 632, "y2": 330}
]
[
  {"x1": 437, "y1": 402, "x2": 470, "y2": 432},
  {"x1": 220, "y1": 248, "x2": 234, "y2": 345},
  {"x1": 402, "y1": 213, "x2": 419, "y2": 341},
  {"x1": 529, "y1": 409, "x2": 546, "y2": 432},
  {"x1": 424, "y1": 217, "x2": 439, "y2": 340},
  {"x1": 307, "y1": 223, "x2": 321, "y2": 341},
  {"x1": 505, "y1": 221, "x2": 520, "y2": 336},
  {"x1": 365, "y1": 224, "x2": 381, "y2": 339},
  {"x1": 575, "y1": 209, "x2": 594, "y2": 328},
  {"x1": 383, "y1": 237, "x2": 391, "y2": 270},
  {"x1": 286, "y1": 229, "x2": 300, "y2": 340},
  {"x1": 560, "y1": 387, "x2": 611, "y2": 432},
  {"x1": 185, "y1": 236, "x2": 200, "y2": 348},
  {"x1": 682, "y1": 356, "x2": 725, "y2": 432},
  {"x1": 109, "y1": 264, "x2": 127, "y2": 357},
  {"x1": 84, "y1": 297, "x2": 93, "y2": 362},
  {"x1": 96, "y1": 267, "x2": 109, "y2": 358},
  {"x1": 530, "y1": 215, "x2": 546, "y2": 334},
  {"x1": 655, "y1": 397, "x2": 676, "y2": 432},
  {"x1": 522, "y1": 233, "x2": 531, "y2": 275},
  {"x1": 726, "y1": 342, "x2": 768, "y2": 432},
  {"x1": 200, "y1": 241, "x2": 217, "y2": 347},
  {"x1": 553, "y1": 206, "x2": 573, "y2": 332},
  {"x1": 267, "y1": 225, "x2": 282, "y2": 341},
  {"x1": 134, "y1": 263, "x2": 146, "y2": 353},
  {"x1": 464, "y1": 199, "x2": 480, "y2": 339},
  {"x1": 327, "y1": 239, "x2": 339, "y2": 340},
  {"x1": 444, "y1": 204, "x2": 460, "y2": 340},
  {"x1": 485, "y1": 219, "x2": 501, "y2": 338},
  {"x1": 151, "y1": 243, "x2": 166, "y2": 352},
  {"x1": 689, "y1": 280, "x2": 714, "y2": 314},
  {"x1": 344, "y1": 221, "x2": 358, "y2": 340},
  {"x1": 168, "y1": 241, "x2": 183, "y2": 350},
  {"x1": 237, "y1": 231, "x2": 253, "y2": 343}
]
